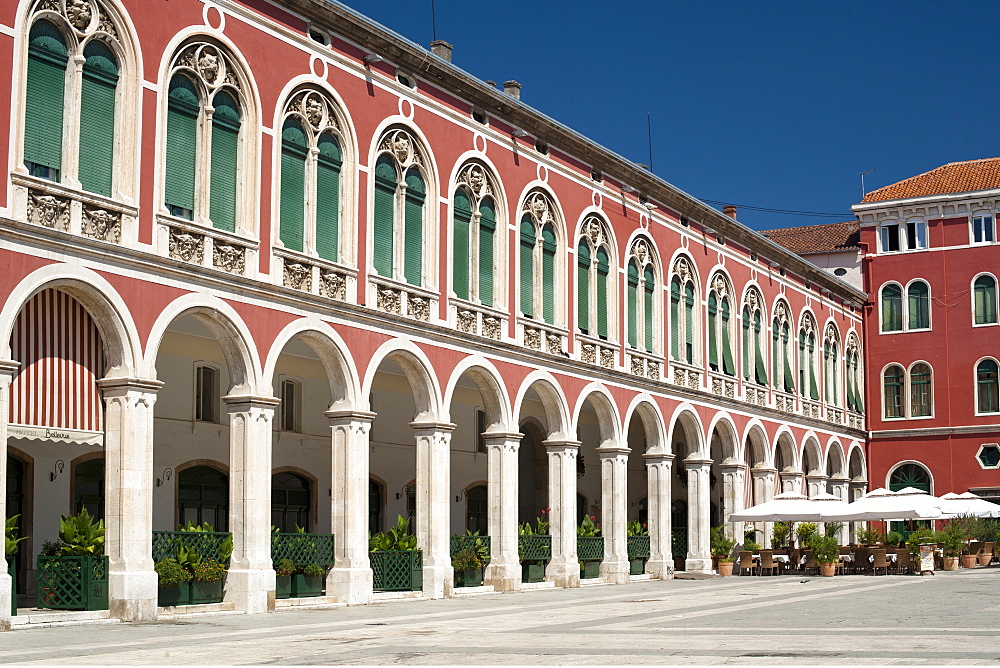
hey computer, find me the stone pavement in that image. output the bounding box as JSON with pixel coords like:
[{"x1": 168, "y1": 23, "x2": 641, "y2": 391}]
[{"x1": 3, "y1": 568, "x2": 1000, "y2": 665}]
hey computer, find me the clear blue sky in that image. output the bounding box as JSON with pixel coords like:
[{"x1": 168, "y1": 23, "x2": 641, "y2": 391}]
[{"x1": 351, "y1": 1, "x2": 1000, "y2": 231}]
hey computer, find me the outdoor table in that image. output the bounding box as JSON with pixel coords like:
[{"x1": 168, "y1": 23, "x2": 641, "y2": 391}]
[{"x1": 752, "y1": 554, "x2": 791, "y2": 563}]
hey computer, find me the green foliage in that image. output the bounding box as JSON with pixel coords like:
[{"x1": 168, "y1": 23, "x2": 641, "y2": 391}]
[
  {"x1": 155, "y1": 558, "x2": 192, "y2": 587},
  {"x1": 626, "y1": 520, "x2": 648, "y2": 537},
  {"x1": 825, "y1": 523, "x2": 845, "y2": 540},
  {"x1": 301, "y1": 563, "x2": 325, "y2": 577},
  {"x1": 856, "y1": 527, "x2": 883, "y2": 545},
  {"x1": 369, "y1": 515, "x2": 418, "y2": 551},
  {"x1": 459, "y1": 530, "x2": 491, "y2": 563},
  {"x1": 5, "y1": 515, "x2": 27, "y2": 557},
  {"x1": 906, "y1": 528, "x2": 936, "y2": 557},
  {"x1": 937, "y1": 522, "x2": 970, "y2": 557},
  {"x1": 451, "y1": 547, "x2": 482, "y2": 571},
  {"x1": 576, "y1": 515, "x2": 601, "y2": 537},
  {"x1": 177, "y1": 521, "x2": 234, "y2": 562},
  {"x1": 191, "y1": 558, "x2": 226, "y2": 583},
  {"x1": 40, "y1": 540, "x2": 66, "y2": 556},
  {"x1": 810, "y1": 535, "x2": 840, "y2": 564},
  {"x1": 518, "y1": 510, "x2": 550, "y2": 536},
  {"x1": 795, "y1": 522, "x2": 818, "y2": 548},
  {"x1": 275, "y1": 558, "x2": 296, "y2": 577},
  {"x1": 771, "y1": 522, "x2": 791, "y2": 549},
  {"x1": 883, "y1": 530, "x2": 904, "y2": 547},
  {"x1": 710, "y1": 526, "x2": 737, "y2": 561},
  {"x1": 57, "y1": 509, "x2": 105, "y2": 556},
  {"x1": 969, "y1": 517, "x2": 999, "y2": 543}
]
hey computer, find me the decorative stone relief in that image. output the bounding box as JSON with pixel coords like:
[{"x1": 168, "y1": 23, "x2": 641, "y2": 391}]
[
  {"x1": 600, "y1": 349, "x2": 615, "y2": 369},
  {"x1": 378, "y1": 128, "x2": 423, "y2": 168},
  {"x1": 458, "y1": 163, "x2": 495, "y2": 202},
  {"x1": 724, "y1": 380, "x2": 735, "y2": 398},
  {"x1": 27, "y1": 190, "x2": 70, "y2": 231},
  {"x1": 213, "y1": 242, "x2": 245, "y2": 275},
  {"x1": 522, "y1": 190, "x2": 557, "y2": 226},
  {"x1": 712, "y1": 377, "x2": 723, "y2": 396},
  {"x1": 581, "y1": 343, "x2": 596, "y2": 364},
  {"x1": 585, "y1": 217, "x2": 608, "y2": 247},
  {"x1": 320, "y1": 272, "x2": 346, "y2": 300},
  {"x1": 282, "y1": 261, "x2": 311, "y2": 291},
  {"x1": 546, "y1": 333, "x2": 563, "y2": 355},
  {"x1": 631, "y1": 238, "x2": 651, "y2": 266},
  {"x1": 712, "y1": 273, "x2": 730, "y2": 300},
  {"x1": 825, "y1": 322, "x2": 840, "y2": 345},
  {"x1": 631, "y1": 355, "x2": 644, "y2": 376},
  {"x1": 81, "y1": 206, "x2": 121, "y2": 243},
  {"x1": 377, "y1": 287, "x2": 401, "y2": 314},
  {"x1": 168, "y1": 229, "x2": 204, "y2": 264},
  {"x1": 648, "y1": 361, "x2": 660, "y2": 381},
  {"x1": 673, "y1": 367, "x2": 685, "y2": 386},
  {"x1": 408, "y1": 296, "x2": 430, "y2": 322},
  {"x1": 34, "y1": 0, "x2": 119, "y2": 40},
  {"x1": 482, "y1": 317, "x2": 501, "y2": 340},
  {"x1": 672, "y1": 257, "x2": 692, "y2": 284},
  {"x1": 173, "y1": 41, "x2": 242, "y2": 94},
  {"x1": 687, "y1": 371, "x2": 700, "y2": 389},
  {"x1": 457, "y1": 309, "x2": 476, "y2": 333},
  {"x1": 523, "y1": 327, "x2": 541, "y2": 351}
]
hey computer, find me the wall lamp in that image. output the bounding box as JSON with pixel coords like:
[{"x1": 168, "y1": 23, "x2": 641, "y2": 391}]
[
  {"x1": 363, "y1": 54, "x2": 384, "y2": 65},
  {"x1": 643, "y1": 203, "x2": 658, "y2": 211},
  {"x1": 156, "y1": 467, "x2": 173, "y2": 487},
  {"x1": 621, "y1": 185, "x2": 637, "y2": 194},
  {"x1": 50, "y1": 459, "x2": 64, "y2": 482},
  {"x1": 703, "y1": 227, "x2": 715, "y2": 236},
  {"x1": 396, "y1": 484, "x2": 412, "y2": 500},
  {"x1": 511, "y1": 129, "x2": 528, "y2": 138}
]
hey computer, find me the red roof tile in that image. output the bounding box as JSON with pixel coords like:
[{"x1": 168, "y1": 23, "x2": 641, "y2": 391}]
[
  {"x1": 762, "y1": 221, "x2": 860, "y2": 255},
  {"x1": 861, "y1": 157, "x2": 1000, "y2": 203}
]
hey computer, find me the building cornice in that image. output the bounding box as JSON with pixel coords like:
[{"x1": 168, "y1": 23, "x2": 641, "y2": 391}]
[{"x1": 871, "y1": 424, "x2": 1000, "y2": 439}]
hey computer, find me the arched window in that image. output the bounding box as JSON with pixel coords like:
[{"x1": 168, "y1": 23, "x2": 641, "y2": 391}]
[
  {"x1": 669, "y1": 257, "x2": 697, "y2": 364},
  {"x1": 627, "y1": 238, "x2": 657, "y2": 353},
  {"x1": 707, "y1": 274, "x2": 735, "y2": 375},
  {"x1": 907, "y1": 281, "x2": 930, "y2": 330},
  {"x1": 576, "y1": 217, "x2": 614, "y2": 339},
  {"x1": 178, "y1": 465, "x2": 228, "y2": 530},
  {"x1": 518, "y1": 191, "x2": 560, "y2": 325},
  {"x1": 974, "y1": 275, "x2": 998, "y2": 325},
  {"x1": 910, "y1": 363, "x2": 932, "y2": 417},
  {"x1": 823, "y1": 323, "x2": 840, "y2": 406},
  {"x1": 277, "y1": 89, "x2": 345, "y2": 262},
  {"x1": 452, "y1": 163, "x2": 501, "y2": 308},
  {"x1": 977, "y1": 359, "x2": 999, "y2": 414},
  {"x1": 73, "y1": 458, "x2": 105, "y2": 520},
  {"x1": 889, "y1": 463, "x2": 931, "y2": 493},
  {"x1": 883, "y1": 365, "x2": 905, "y2": 419},
  {"x1": 465, "y1": 484, "x2": 488, "y2": 534},
  {"x1": 799, "y1": 314, "x2": 819, "y2": 400},
  {"x1": 271, "y1": 471, "x2": 311, "y2": 532},
  {"x1": 845, "y1": 335, "x2": 864, "y2": 412},
  {"x1": 164, "y1": 42, "x2": 248, "y2": 231},
  {"x1": 372, "y1": 128, "x2": 427, "y2": 286},
  {"x1": 881, "y1": 284, "x2": 903, "y2": 332},
  {"x1": 772, "y1": 301, "x2": 795, "y2": 393},
  {"x1": 740, "y1": 288, "x2": 765, "y2": 384}
]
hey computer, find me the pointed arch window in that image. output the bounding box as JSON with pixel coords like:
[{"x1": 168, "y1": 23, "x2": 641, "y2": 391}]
[
  {"x1": 372, "y1": 129, "x2": 428, "y2": 286},
  {"x1": 771, "y1": 301, "x2": 795, "y2": 393},
  {"x1": 845, "y1": 336, "x2": 864, "y2": 412},
  {"x1": 799, "y1": 315, "x2": 820, "y2": 401},
  {"x1": 627, "y1": 239, "x2": 657, "y2": 352},
  {"x1": 823, "y1": 323, "x2": 840, "y2": 406},
  {"x1": 707, "y1": 274, "x2": 735, "y2": 375},
  {"x1": 452, "y1": 164, "x2": 501, "y2": 307},
  {"x1": 518, "y1": 191, "x2": 561, "y2": 326},
  {"x1": 977, "y1": 359, "x2": 999, "y2": 414},
  {"x1": 974, "y1": 275, "x2": 998, "y2": 325},
  {"x1": 740, "y1": 288, "x2": 766, "y2": 384},
  {"x1": 576, "y1": 217, "x2": 614, "y2": 339},
  {"x1": 669, "y1": 257, "x2": 697, "y2": 364}
]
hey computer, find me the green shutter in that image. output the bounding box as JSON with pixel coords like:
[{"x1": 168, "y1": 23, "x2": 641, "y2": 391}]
[
  {"x1": 403, "y1": 168, "x2": 424, "y2": 286},
  {"x1": 596, "y1": 248, "x2": 610, "y2": 339},
  {"x1": 279, "y1": 119, "x2": 307, "y2": 252},
  {"x1": 316, "y1": 133, "x2": 341, "y2": 262},
  {"x1": 78, "y1": 41, "x2": 118, "y2": 196},
  {"x1": 210, "y1": 91, "x2": 240, "y2": 232},
  {"x1": 772, "y1": 320, "x2": 780, "y2": 388},
  {"x1": 798, "y1": 331, "x2": 807, "y2": 396},
  {"x1": 823, "y1": 343, "x2": 831, "y2": 402},
  {"x1": 707, "y1": 293, "x2": 718, "y2": 369},
  {"x1": 669, "y1": 278, "x2": 680, "y2": 360},
  {"x1": 541, "y1": 224, "x2": 556, "y2": 325},
  {"x1": 853, "y1": 353, "x2": 863, "y2": 410},
  {"x1": 578, "y1": 242, "x2": 591, "y2": 334},
  {"x1": 24, "y1": 21, "x2": 68, "y2": 179},
  {"x1": 721, "y1": 299, "x2": 735, "y2": 376},
  {"x1": 754, "y1": 312, "x2": 767, "y2": 384},
  {"x1": 882, "y1": 284, "x2": 902, "y2": 331},
  {"x1": 742, "y1": 307, "x2": 752, "y2": 381},
  {"x1": 975, "y1": 276, "x2": 997, "y2": 325},
  {"x1": 165, "y1": 75, "x2": 199, "y2": 218},
  {"x1": 519, "y1": 217, "x2": 534, "y2": 317},
  {"x1": 808, "y1": 335, "x2": 819, "y2": 400},
  {"x1": 627, "y1": 260, "x2": 639, "y2": 348},
  {"x1": 783, "y1": 325, "x2": 794, "y2": 393},
  {"x1": 478, "y1": 199, "x2": 495, "y2": 307},
  {"x1": 845, "y1": 355, "x2": 855, "y2": 410},
  {"x1": 908, "y1": 282, "x2": 928, "y2": 329},
  {"x1": 684, "y1": 283, "x2": 695, "y2": 364},
  {"x1": 373, "y1": 156, "x2": 397, "y2": 278},
  {"x1": 453, "y1": 189, "x2": 472, "y2": 300},
  {"x1": 644, "y1": 267, "x2": 655, "y2": 352}
]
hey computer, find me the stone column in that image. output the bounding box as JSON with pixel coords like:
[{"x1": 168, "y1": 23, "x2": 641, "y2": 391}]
[
  {"x1": 849, "y1": 480, "x2": 868, "y2": 542},
  {"x1": 719, "y1": 463, "x2": 746, "y2": 542},
  {"x1": 643, "y1": 452, "x2": 674, "y2": 580},
  {"x1": 596, "y1": 446, "x2": 629, "y2": 584},
  {"x1": 224, "y1": 395, "x2": 279, "y2": 614},
  {"x1": 483, "y1": 432, "x2": 521, "y2": 592},
  {"x1": 99, "y1": 377, "x2": 162, "y2": 623},
  {"x1": 326, "y1": 410, "x2": 376, "y2": 604},
  {"x1": 779, "y1": 469, "x2": 804, "y2": 494},
  {"x1": 828, "y1": 476, "x2": 850, "y2": 544},
  {"x1": 750, "y1": 467, "x2": 777, "y2": 547},
  {"x1": 412, "y1": 421, "x2": 454, "y2": 599},
  {"x1": 544, "y1": 439, "x2": 580, "y2": 588},
  {"x1": 684, "y1": 456, "x2": 713, "y2": 573},
  {"x1": 805, "y1": 473, "x2": 829, "y2": 535},
  {"x1": 0, "y1": 361, "x2": 19, "y2": 632}
]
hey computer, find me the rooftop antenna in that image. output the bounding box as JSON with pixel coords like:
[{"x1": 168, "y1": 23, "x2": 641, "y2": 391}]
[
  {"x1": 430, "y1": 0, "x2": 437, "y2": 42},
  {"x1": 860, "y1": 168, "x2": 875, "y2": 199},
  {"x1": 647, "y1": 112, "x2": 654, "y2": 172}
]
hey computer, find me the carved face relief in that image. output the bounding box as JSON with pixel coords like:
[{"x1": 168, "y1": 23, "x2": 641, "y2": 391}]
[
  {"x1": 66, "y1": 0, "x2": 93, "y2": 30},
  {"x1": 673, "y1": 257, "x2": 691, "y2": 283},
  {"x1": 198, "y1": 51, "x2": 220, "y2": 84},
  {"x1": 304, "y1": 96, "x2": 324, "y2": 129},
  {"x1": 392, "y1": 135, "x2": 411, "y2": 162}
]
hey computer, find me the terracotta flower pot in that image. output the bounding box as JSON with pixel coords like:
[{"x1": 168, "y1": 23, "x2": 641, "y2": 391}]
[
  {"x1": 819, "y1": 562, "x2": 837, "y2": 577},
  {"x1": 977, "y1": 553, "x2": 992, "y2": 567},
  {"x1": 943, "y1": 556, "x2": 959, "y2": 571},
  {"x1": 960, "y1": 554, "x2": 978, "y2": 569},
  {"x1": 718, "y1": 561, "x2": 733, "y2": 577}
]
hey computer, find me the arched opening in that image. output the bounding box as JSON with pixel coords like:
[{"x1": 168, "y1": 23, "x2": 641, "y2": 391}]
[
  {"x1": 6, "y1": 452, "x2": 30, "y2": 606},
  {"x1": 271, "y1": 471, "x2": 311, "y2": 532},
  {"x1": 517, "y1": 419, "x2": 548, "y2": 523},
  {"x1": 177, "y1": 465, "x2": 229, "y2": 530},
  {"x1": 465, "y1": 484, "x2": 488, "y2": 533}
]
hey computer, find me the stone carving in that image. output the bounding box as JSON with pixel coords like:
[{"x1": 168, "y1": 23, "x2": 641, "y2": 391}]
[
  {"x1": 712, "y1": 377, "x2": 723, "y2": 395},
  {"x1": 27, "y1": 190, "x2": 70, "y2": 231},
  {"x1": 747, "y1": 288, "x2": 760, "y2": 311},
  {"x1": 168, "y1": 229, "x2": 204, "y2": 264},
  {"x1": 288, "y1": 89, "x2": 338, "y2": 133},
  {"x1": 631, "y1": 355, "x2": 644, "y2": 376},
  {"x1": 283, "y1": 262, "x2": 311, "y2": 291},
  {"x1": 673, "y1": 256, "x2": 692, "y2": 284},
  {"x1": 377, "y1": 287, "x2": 400, "y2": 314},
  {"x1": 320, "y1": 271, "x2": 346, "y2": 300},
  {"x1": 174, "y1": 42, "x2": 240, "y2": 93},
  {"x1": 65, "y1": 0, "x2": 93, "y2": 30},
  {"x1": 673, "y1": 367, "x2": 685, "y2": 386},
  {"x1": 724, "y1": 380, "x2": 735, "y2": 398},
  {"x1": 408, "y1": 296, "x2": 430, "y2": 321},
  {"x1": 581, "y1": 343, "x2": 596, "y2": 364},
  {"x1": 458, "y1": 163, "x2": 495, "y2": 201},
  {"x1": 774, "y1": 300, "x2": 789, "y2": 323},
  {"x1": 81, "y1": 206, "x2": 120, "y2": 243},
  {"x1": 457, "y1": 309, "x2": 476, "y2": 333},
  {"x1": 648, "y1": 361, "x2": 660, "y2": 380},
  {"x1": 801, "y1": 313, "x2": 815, "y2": 334},
  {"x1": 825, "y1": 322, "x2": 839, "y2": 344},
  {"x1": 585, "y1": 217, "x2": 606, "y2": 246},
  {"x1": 96, "y1": 4, "x2": 117, "y2": 37},
  {"x1": 482, "y1": 317, "x2": 501, "y2": 340},
  {"x1": 687, "y1": 371, "x2": 700, "y2": 389},
  {"x1": 546, "y1": 333, "x2": 562, "y2": 355},
  {"x1": 631, "y1": 238, "x2": 650, "y2": 266},
  {"x1": 712, "y1": 273, "x2": 729, "y2": 299},
  {"x1": 600, "y1": 349, "x2": 615, "y2": 369},
  {"x1": 523, "y1": 327, "x2": 541, "y2": 350},
  {"x1": 378, "y1": 128, "x2": 423, "y2": 168},
  {"x1": 35, "y1": 0, "x2": 61, "y2": 12},
  {"x1": 522, "y1": 190, "x2": 556, "y2": 225},
  {"x1": 213, "y1": 242, "x2": 245, "y2": 275}
]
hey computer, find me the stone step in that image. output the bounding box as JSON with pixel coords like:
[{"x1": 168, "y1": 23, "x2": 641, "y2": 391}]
[
  {"x1": 157, "y1": 601, "x2": 238, "y2": 617},
  {"x1": 452, "y1": 584, "x2": 495, "y2": 596},
  {"x1": 275, "y1": 596, "x2": 346, "y2": 610},
  {"x1": 11, "y1": 608, "x2": 117, "y2": 628}
]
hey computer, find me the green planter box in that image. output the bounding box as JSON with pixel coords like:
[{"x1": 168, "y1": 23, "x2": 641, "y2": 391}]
[
  {"x1": 36, "y1": 555, "x2": 108, "y2": 611},
  {"x1": 629, "y1": 557, "x2": 647, "y2": 576},
  {"x1": 456, "y1": 568, "x2": 483, "y2": 587},
  {"x1": 292, "y1": 574, "x2": 323, "y2": 598},
  {"x1": 191, "y1": 579, "x2": 224, "y2": 605},
  {"x1": 157, "y1": 582, "x2": 190, "y2": 607},
  {"x1": 522, "y1": 562, "x2": 545, "y2": 583},
  {"x1": 581, "y1": 560, "x2": 601, "y2": 579},
  {"x1": 275, "y1": 574, "x2": 293, "y2": 600},
  {"x1": 371, "y1": 550, "x2": 422, "y2": 592}
]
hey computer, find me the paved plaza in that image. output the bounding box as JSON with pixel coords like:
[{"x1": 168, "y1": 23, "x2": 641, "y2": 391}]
[{"x1": 3, "y1": 568, "x2": 1000, "y2": 665}]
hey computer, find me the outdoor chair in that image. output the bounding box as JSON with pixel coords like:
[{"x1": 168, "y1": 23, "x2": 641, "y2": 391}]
[
  {"x1": 871, "y1": 547, "x2": 889, "y2": 576},
  {"x1": 758, "y1": 550, "x2": 779, "y2": 576},
  {"x1": 738, "y1": 551, "x2": 756, "y2": 576},
  {"x1": 853, "y1": 546, "x2": 870, "y2": 575},
  {"x1": 802, "y1": 550, "x2": 817, "y2": 575},
  {"x1": 787, "y1": 548, "x2": 801, "y2": 572},
  {"x1": 894, "y1": 548, "x2": 912, "y2": 575}
]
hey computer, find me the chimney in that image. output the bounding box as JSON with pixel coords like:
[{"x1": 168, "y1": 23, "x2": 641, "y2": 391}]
[
  {"x1": 484, "y1": 80, "x2": 497, "y2": 88},
  {"x1": 503, "y1": 80, "x2": 521, "y2": 100},
  {"x1": 430, "y1": 40, "x2": 453, "y2": 62},
  {"x1": 723, "y1": 204, "x2": 737, "y2": 219}
]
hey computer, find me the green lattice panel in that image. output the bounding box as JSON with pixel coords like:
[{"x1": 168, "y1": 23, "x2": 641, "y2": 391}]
[
  {"x1": 36, "y1": 555, "x2": 108, "y2": 611},
  {"x1": 671, "y1": 528, "x2": 687, "y2": 558},
  {"x1": 271, "y1": 533, "x2": 335, "y2": 567},
  {"x1": 152, "y1": 531, "x2": 231, "y2": 564},
  {"x1": 577, "y1": 536, "x2": 605, "y2": 562},
  {"x1": 449, "y1": 535, "x2": 491, "y2": 564},
  {"x1": 518, "y1": 535, "x2": 551, "y2": 562},
  {"x1": 627, "y1": 535, "x2": 651, "y2": 560},
  {"x1": 371, "y1": 550, "x2": 422, "y2": 592}
]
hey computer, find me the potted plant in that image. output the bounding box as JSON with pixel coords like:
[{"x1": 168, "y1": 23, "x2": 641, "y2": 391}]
[
  {"x1": 795, "y1": 522, "x2": 818, "y2": 549},
  {"x1": 5, "y1": 515, "x2": 26, "y2": 616},
  {"x1": 883, "y1": 530, "x2": 904, "y2": 548},
  {"x1": 626, "y1": 520, "x2": 650, "y2": 575},
  {"x1": 274, "y1": 558, "x2": 295, "y2": 599},
  {"x1": 856, "y1": 527, "x2": 882, "y2": 545},
  {"x1": 155, "y1": 558, "x2": 192, "y2": 606},
  {"x1": 811, "y1": 535, "x2": 840, "y2": 577},
  {"x1": 973, "y1": 518, "x2": 998, "y2": 566},
  {"x1": 710, "y1": 526, "x2": 737, "y2": 576},
  {"x1": 771, "y1": 522, "x2": 791, "y2": 550},
  {"x1": 36, "y1": 509, "x2": 108, "y2": 611},
  {"x1": 518, "y1": 512, "x2": 550, "y2": 583},
  {"x1": 190, "y1": 558, "x2": 226, "y2": 604},
  {"x1": 451, "y1": 547, "x2": 483, "y2": 587},
  {"x1": 294, "y1": 563, "x2": 325, "y2": 597},
  {"x1": 369, "y1": 515, "x2": 421, "y2": 591},
  {"x1": 743, "y1": 528, "x2": 761, "y2": 552},
  {"x1": 937, "y1": 524, "x2": 967, "y2": 570},
  {"x1": 576, "y1": 515, "x2": 603, "y2": 579}
]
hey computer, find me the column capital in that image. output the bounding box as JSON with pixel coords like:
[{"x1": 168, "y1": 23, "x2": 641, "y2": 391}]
[
  {"x1": 642, "y1": 451, "x2": 674, "y2": 464},
  {"x1": 595, "y1": 445, "x2": 629, "y2": 457},
  {"x1": 0, "y1": 359, "x2": 21, "y2": 384},
  {"x1": 779, "y1": 468, "x2": 804, "y2": 478},
  {"x1": 409, "y1": 420, "x2": 456, "y2": 434},
  {"x1": 325, "y1": 409, "x2": 376, "y2": 425},
  {"x1": 543, "y1": 439, "x2": 581, "y2": 453},
  {"x1": 719, "y1": 462, "x2": 747, "y2": 473},
  {"x1": 805, "y1": 472, "x2": 829, "y2": 482},
  {"x1": 223, "y1": 394, "x2": 280, "y2": 409},
  {"x1": 828, "y1": 475, "x2": 850, "y2": 486},
  {"x1": 96, "y1": 377, "x2": 164, "y2": 394},
  {"x1": 683, "y1": 456, "x2": 713, "y2": 468},
  {"x1": 481, "y1": 431, "x2": 524, "y2": 443}
]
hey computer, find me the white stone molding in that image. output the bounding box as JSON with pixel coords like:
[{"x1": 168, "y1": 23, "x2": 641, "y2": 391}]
[
  {"x1": 411, "y1": 421, "x2": 455, "y2": 599},
  {"x1": 543, "y1": 439, "x2": 581, "y2": 588},
  {"x1": 482, "y1": 432, "x2": 521, "y2": 592},
  {"x1": 596, "y1": 446, "x2": 630, "y2": 584},
  {"x1": 749, "y1": 467, "x2": 777, "y2": 547},
  {"x1": 827, "y1": 477, "x2": 850, "y2": 544},
  {"x1": 684, "y1": 455, "x2": 713, "y2": 573},
  {"x1": 719, "y1": 463, "x2": 746, "y2": 542},
  {"x1": 642, "y1": 452, "x2": 673, "y2": 580}
]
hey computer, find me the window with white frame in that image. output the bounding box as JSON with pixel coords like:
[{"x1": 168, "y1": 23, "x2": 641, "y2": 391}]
[
  {"x1": 882, "y1": 362, "x2": 933, "y2": 419},
  {"x1": 740, "y1": 287, "x2": 766, "y2": 384},
  {"x1": 972, "y1": 215, "x2": 995, "y2": 244},
  {"x1": 195, "y1": 364, "x2": 219, "y2": 423},
  {"x1": 909, "y1": 363, "x2": 932, "y2": 417},
  {"x1": 576, "y1": 216, "x2": 615, "y2": 339},
  {"x1": 626, "y1": 238, "x2": 658, "y2": 353},
  {"x1": 280, "y1": 379, "x2": 300, "y2": 432},
  {"x1": 977, "y1": 359, "x2": 999, "y2": 414},
  {"x1": 707, "y1": 274, "x2": 735, "y2": 375},
  {"x1": 973, "y1": 275, "x2": 998, "y2": 325},
  {"x1": 518, "y1": 190, "x2": 562, "y2": 326},
  {"x1": 798, "y1": 313, "x2": 819, "y2": 401},
  {"x1": 845, "y1": 335, "x2": 864, "y2": 413},
  {"x1": 372, "y1": 128, "x2": 429, "y2": 287},
  {"x1": 880, "y1": 224, "x2": 901, "y2": 253},
  {"x1": 771, "y1": 300, "x2": 795, "y2": 393},
  {"x1": 669, "y1": 256, "x2": 698, "y2": 364},
  {"x1": 905, "y1": 221, "x2": 927, "y2": 250},
  {"x1": 882, "y1": 364, "x2": 904, "y2": 419},
  {"x1": 823, "y1": 323, "x2": 840, "y2": 406},
  {"x1": 452, "y1": 162, "x2": 502, "y2": 309},
  {"x1": 880, "y1": 280, "x2": 930, "y2": 332}
]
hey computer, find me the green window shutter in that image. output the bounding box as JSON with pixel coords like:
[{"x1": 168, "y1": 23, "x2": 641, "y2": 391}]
[
  {"x1": 908, "y1": 282, "x2": 929, "y2": 329},
  {"x1": 978, "y1": 360, "x2": 999, "y2": 413},
  {"x1": 884, "y1": 366, "x2": 904, "y2": 418},
  {"x1": 855, "y1": 357, "x2": 864, "y2": 411},
  {"x1": 519, "y1": 218, "x2": 535, "y2": 317},
  {"x1": 684, "y1": 283, "x2": 695, "y2": 364},
  {"x1": 975, "y1": 276, "x2": 997, "y2": 325},
  {"x1": 541, "y1": 224, "x2": 556, "y2": 325},
  {"x1": 823, "y1": 342, "x2": 831, "y2": 402},
  {"x1": 742, "y1": 307, "x2": 752, "y2": 381},
  {"x1": 772, "y1": 320, "x2": 780, "y2": 388},
  {"x1": 670, "y1": 278, "x2": 680, "y2": 361},
  {"x1": 753, "y1": 312, "x2": 767, "y2": 385},
  {"x1": 783, "y1": 325, "x2": 794, "y2": 393},
  {"x1": 78, "y1": 41, "x2": 118, "y2": 196},
  {"x1": 577, "y1": 242, "x2": 591, "y2": 334},
  {"x1": 707, "y1": 293, "x2": 718, "y2": 369},
  {"x1": 315, "y1": 133, "x2": 341, "y2": 262},
  {"x1": 798, "y1": 331, "x2": 807, "y2": 396},
  {"x1": 165, "y1": 75, "x2": 199, "y2": 218},
  {"x1": 403, "y1": 168, "x2": 424, "y2": 286},
  {"x1": 209, "y1": 91, "x2": 240, "y2": 232},
  {"x1": 831, "y1": 343, "x2": 839, "y2": 405},
  {"x1": 721, "y1": 299, "x2": 735, "y2": 375},
  {"x1": 453, "y1": 189, "x2": 472, "y2": 300},
  {"x1": 373, "y1": 157, "x2": 397, "y2": 278},
  {"x1": 478, "y1": 199, "x2": 496, "y2": 307},
  {"x1": 279, "y1": 119, "x2": 307, "y2": 252},
  {"x1": 845, "y1": 355, "x2": 855, "y2": 410},
  {"x1": 882, "y1": 284, "x2": 902, "y2": 331},
  {"x1": 24, "y1": 21, "x2": 68, "y2": 179},
  {"x1": 627, "y1": 260, "x2": 639, "y2": 347},
  {"x1": 596, "y1": 248, "x2": 610, "y2": 339},
  {"x1": 643, "y1": 267, "x2": 655, "y2": 352},
  {"x1": 808, "y1": 335, "x2": 819, "y2": 400}
]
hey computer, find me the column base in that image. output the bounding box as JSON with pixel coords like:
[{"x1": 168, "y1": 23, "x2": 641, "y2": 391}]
[
  {"x1": 684, "y1": 557, "x2": 713, "y2": 574},
  {"x1": 224, "y1": 567, "x2": 276, "y2": 614},
  {"x1": 484, "y1": 559, "x2": 521, "y2": 592},
  {"x1": 326, "y1": 566, "x2": 373, "y2": 605},
  {"x1": 421, "y1": 564, "x2": 452, "y2": 599},
  {"x1": 599, "y1": 557, "x2": 631, "y2": 584},
  {"x1": 645, "y1": 558, "x2": 674, "y2": 580},
  {"x1": 0, "y1": 571, "x2": 11, "y2": 632},
  {"x1": 546, "y1": 556, "x2": 581, "y2": 588},
  {"x1": 109, "y1": 568, "x2": 158, "y2": 622}
]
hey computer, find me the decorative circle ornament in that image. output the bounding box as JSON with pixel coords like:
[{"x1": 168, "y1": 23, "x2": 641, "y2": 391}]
[
  {"x1": 398, "y1": 97, "x2": 414, "y2": 120},
  {"x1": 309, "y1": 55, "x2": 328, "y2": 80},
  {"x1": 536, "y1": 163, "x2": 548, "y2": 183},
  {"x1": 203, "y1": 3, "x2": 225, "y2": 31}
]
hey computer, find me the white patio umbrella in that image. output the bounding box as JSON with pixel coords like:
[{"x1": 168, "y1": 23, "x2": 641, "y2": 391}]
[
  {"x1": 821, "y1": 486, "x2": 945, "y2": 522},
  {"x1": 804, "y1": 491, "x2": 855, "y2": 521},
  {"x1": 939, "y1": 491, "x2": 1000, "y2": 518},
  {"x1": 727, "y1": 491, "x2": 824, "y2": 522}
]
